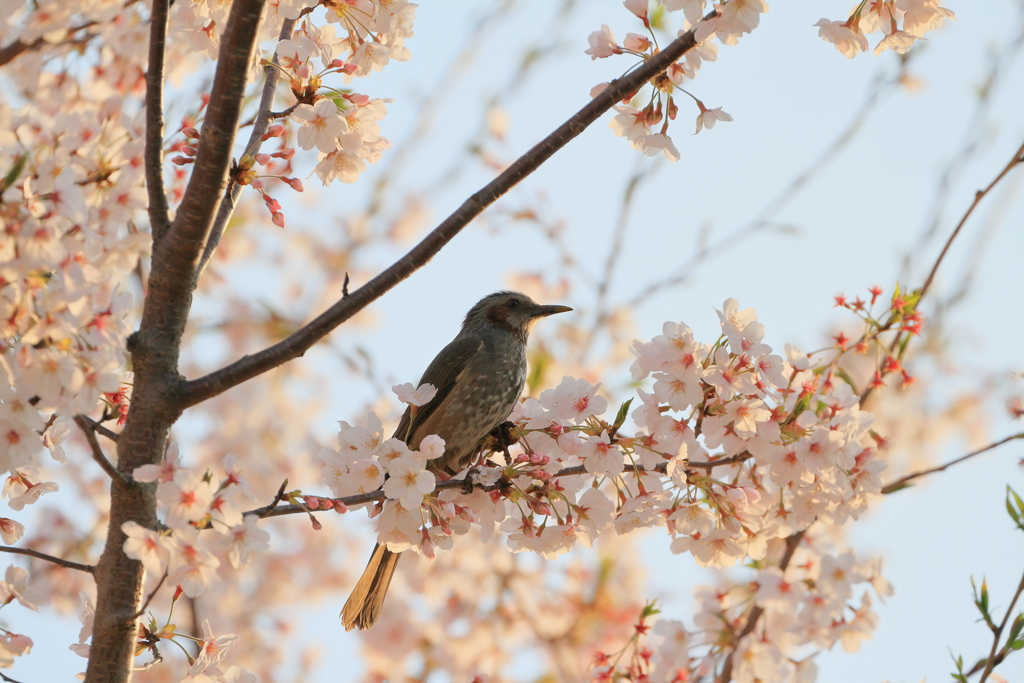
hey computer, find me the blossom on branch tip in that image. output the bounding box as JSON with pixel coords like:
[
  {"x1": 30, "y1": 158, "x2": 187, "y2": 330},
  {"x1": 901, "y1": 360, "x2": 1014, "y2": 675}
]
[{"x1": 392, "y1": 382, "x2": 437, "y2": 406}]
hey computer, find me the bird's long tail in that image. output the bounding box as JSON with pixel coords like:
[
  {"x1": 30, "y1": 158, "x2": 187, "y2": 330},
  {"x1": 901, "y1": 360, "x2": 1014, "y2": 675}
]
[{"x1": 340, "y1": 544, "x2": 401, "y2": 630}]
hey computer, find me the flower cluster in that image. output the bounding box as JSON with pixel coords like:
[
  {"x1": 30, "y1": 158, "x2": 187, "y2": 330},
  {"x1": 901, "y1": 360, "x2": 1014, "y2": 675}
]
[
  {"x1": 816, "y1": 0, "x2": 954, "y2": 58},
  {"x1": 587, "y1": 0, "x2": 769, "y2": 159},
  {"x1": 318, "y1": 296, "x2": 900, "y2": 679},
  {"x1": 119, "y1": 449, "x2": 270, "y2": 598},
  {"x1": 594, "y1": 530, "x2": 892, "y2": 682}
]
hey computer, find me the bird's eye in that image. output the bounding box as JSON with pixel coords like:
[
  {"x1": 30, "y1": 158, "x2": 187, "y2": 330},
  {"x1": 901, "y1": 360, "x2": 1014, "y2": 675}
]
[{"x1": 508, "y1": 299, "x2": 520, "y2": 308}]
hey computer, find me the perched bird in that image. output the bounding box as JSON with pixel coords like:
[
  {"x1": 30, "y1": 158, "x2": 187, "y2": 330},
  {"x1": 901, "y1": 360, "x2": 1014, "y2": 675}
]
[{"x1": 341, "y1": 290, "x2": 572, "y2": 630}]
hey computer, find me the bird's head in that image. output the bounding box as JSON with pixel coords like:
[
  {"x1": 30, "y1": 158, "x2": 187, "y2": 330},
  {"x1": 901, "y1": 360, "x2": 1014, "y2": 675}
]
[{"x1": 463, "y1": 291, "x2": 572, "y2": 340}]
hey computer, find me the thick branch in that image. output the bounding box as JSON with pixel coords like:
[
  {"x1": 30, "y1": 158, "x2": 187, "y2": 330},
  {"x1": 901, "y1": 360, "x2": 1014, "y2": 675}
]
[
  {"x1": 881, "y1": 433, "x2": 1023, "y2": 494},
  {"x1": 145, "y1": 0, "x2": 171, "y2": 241},
  {"x1": 151, "y1": 0, "x2": 267, "y2": 310},
  {"x1": 0, "y1": 546, "x2": 95, "y2": 574},
  {"x1": 178, "y1": 25, "x2": 705, "y2": 409},
  {"x1": 195, "y1": 19, "x2": 297, "y2": 280},
  {"x1": 74, "y1": 416, "x2": 131, "y2": 485}
]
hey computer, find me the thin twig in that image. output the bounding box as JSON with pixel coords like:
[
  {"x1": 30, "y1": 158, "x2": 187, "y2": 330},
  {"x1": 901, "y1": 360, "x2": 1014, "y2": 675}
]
[
  {"x1": 247, "y1": 453, "x2": 744, "y2": 520},
  {"x1": 179, "y1": 18, "x2": 710, "y2": 410},
  {"x1": 976, "y1": 570, "x2": 1024, "y2": 682},
  {"x1": 73, "y1": 416, "x2": 131, "y2": 486},
  {"x1": 78, "y1": 415, "x2": 121, "y2": 442},
  {"x1": 195, "y1": 17, "x2": 296, "y2": 280},
  {"x1": 0, "y1": 546, "x2": 94, "y2": 574},
  {"x1": 882, "y1": 433, "x2": 1024, "y2": 495},
  {"x1": 145, "y1": 0, "x2": 171, "y2": 242},
  {"x1": 131, "y1": 570, "x2": 168, "y2": 620},
  {"x1": 860, "y1": 137, "x2": 1024, "y2": 406},
  {"x1": 919, "y1": 139, "x2": 1024, "y2": 301}
]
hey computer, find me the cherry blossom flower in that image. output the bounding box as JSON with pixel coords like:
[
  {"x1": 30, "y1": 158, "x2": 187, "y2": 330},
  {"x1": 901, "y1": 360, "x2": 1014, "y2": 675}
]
[
  {"x1": 158, "y1": 469, "x2": 215, "y2": 528},
  {"x1": 216, "y1": 515, "x2": 270, "y2": 570},
  {"x1": 694, "y1": 103, "x2": 733, "y2": 134},
  {"x1": 121, "y1": 521, "x2": 170, "y2": 576},
  {"x1": 539, "y1": 376, "x2": 608, "y2": 423},
  {"x1": 0, "y1": 566, "x2": 42, "y2": 610},
  {"x1": 162, "y1": 527, "x2": 220, "y2": 598},
  {"x1": 188, "y1": 620, "x2": 239, "y2": 677},
  {"x1": 0, "y1": 518, "x2": 25, "y2": 545},
  {"x1": 585, "y1": 25, "x2": 621, "y2": 59},
  {"x1": 580, "y1": 431, "x2": 625, "y2": 477},
  {"x1": 815, "y1": 19, "x2": 870, "y2": 58},
  {"x1": 392, "y1": 381, "x2": 437, "y2": 406},
  {"x1": 291, "y1": 99, "x2": 350, "y2": 153},
  {"x1": 42, "y1": 415, "x2": 72, "y2": 463},
  {"x1": 383, "y1": 456, "x2": 435, "y2": 510}
]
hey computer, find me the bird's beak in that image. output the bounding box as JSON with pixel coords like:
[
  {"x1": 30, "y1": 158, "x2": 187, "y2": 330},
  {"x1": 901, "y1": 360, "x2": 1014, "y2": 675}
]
[{"x1": 530, "y1": 304, "x2": 573, "y2": 318}]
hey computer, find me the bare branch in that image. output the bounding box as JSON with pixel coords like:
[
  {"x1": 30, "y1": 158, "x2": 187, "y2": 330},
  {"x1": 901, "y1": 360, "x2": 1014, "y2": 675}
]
[
  {"x1": 195, "y1": 17, "x2": 297, "y2": 280},
  {"x1": 0, "y1": 546, "x2": 95, "y2": 574},
  {"x1": 131, "y1": 570, "x2": 168, "y2": 620},
  {"x1": 73, "y1": 415, "x2": 131, "y2": 486},
  {"x1": 860, "y1": 136, "x2": 1024, "y2": 406},
  {"x1": 145, "y1": 0, "x2": 172, "y2": 242},
  {"x1": 919, "y1": 138, "x2": 1024, "y2": 301},
  {"x1": 882, "y1": 433, "x2": 1024, "y2": 495},
  {"x1": 78, "y1": 415, "x2": 121, "y2": 443},
  {"x1": 179, "y1": 22, "x2": 708, "y2": 409}
]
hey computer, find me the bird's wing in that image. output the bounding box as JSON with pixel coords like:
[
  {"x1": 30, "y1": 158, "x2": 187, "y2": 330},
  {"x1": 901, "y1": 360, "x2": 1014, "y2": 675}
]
[{"x1": 392, "y1": 335, "x2": 484, "y2": 444}]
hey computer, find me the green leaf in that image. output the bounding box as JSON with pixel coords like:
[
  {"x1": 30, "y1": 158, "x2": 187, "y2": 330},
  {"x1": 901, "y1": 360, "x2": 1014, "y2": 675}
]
[
  {"x1": 1008, "y1": 613, "x2": 1024, "y2": 643},
  {"x1": 0, "y1": 154, "x2": 25, "y2": 194},
  {"x1": 612, "y1": 398, "x2": 633, "y2": 432}
]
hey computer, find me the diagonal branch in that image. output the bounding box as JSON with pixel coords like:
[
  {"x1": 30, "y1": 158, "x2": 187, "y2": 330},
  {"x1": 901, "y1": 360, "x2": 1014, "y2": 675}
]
[
  {"x1": 0, "y1": 546, "x2": 95, "y2": 574},
  {"x1": 178, "y1": 23, "x2": 706, "y2": 410},
  {"x1": 73, "y1": 416, "x2": 131, "y2": 486},
  {"x1": 195, "y1": 18, "x2": 297, "y2": 280},
  {"x1": 881, "y1": 433, "x2": 1024, "y2": 495},
  {"x1": 78, "y1": 415, "x2": 121, "y2": 443},
  {"x1": 145, "y1": 0, "x2": 172, "y2": 242}
]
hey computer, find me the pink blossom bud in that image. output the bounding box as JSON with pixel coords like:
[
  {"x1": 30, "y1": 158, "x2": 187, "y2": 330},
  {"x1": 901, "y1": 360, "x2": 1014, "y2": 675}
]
[
  {"x1": 345, "y1": 92, "x2": 369, "y2": 106},
  {"x1": 272, "y1": 212, "x2": 286, "y2": 228},
  {"x1": 182, "y1": 146, "x2": 198, "y2": 156},
  {"x1": 272, "y1": 148, "x2": 296, "y2": 160},
  {"x1": 514, "y1": 454, "x2": 529, "y2": 464},
  {"x1": 262, "y1": 124, "x2": 284, "y2": 140},
  {"x1": 170, "y1": 156, "x2": 193, "y2": 166},
  {"x1": 254, "y1": 153, "x2": 270, "y2": 165},
  {"x1": 332, "y1": 500, "x2": 348, "y2": 514},
  {"x1": 303, "y1": 495, "x2": 320, "y2": 509},
  {"x1": 250, "y1": 179, "x2": 264, "y2": 190},
  {"x1": 182, "y1": 127, "x2": 199, "y2": 139},
  {"x1": 342, "y1": 63, "x2": 358, "y2": 74},
  {"x1": 590, "y1": 82, "x2": 610, "y2": 98},
  {"x1": 287, "y1": 178, "x2": 304, "y2": 192},
  {"x1": 310, "y1": 515, "x2": 322, "y2": 531},
  {"x1": 329, "y1": 59, "x2": 345, "y2": 68},
  {"x1": 263, "y1": 195, "x2": 281, "y2": 211},
  {"x1": 173, "y1": 585, "x2": 184, "y2": 601}
]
